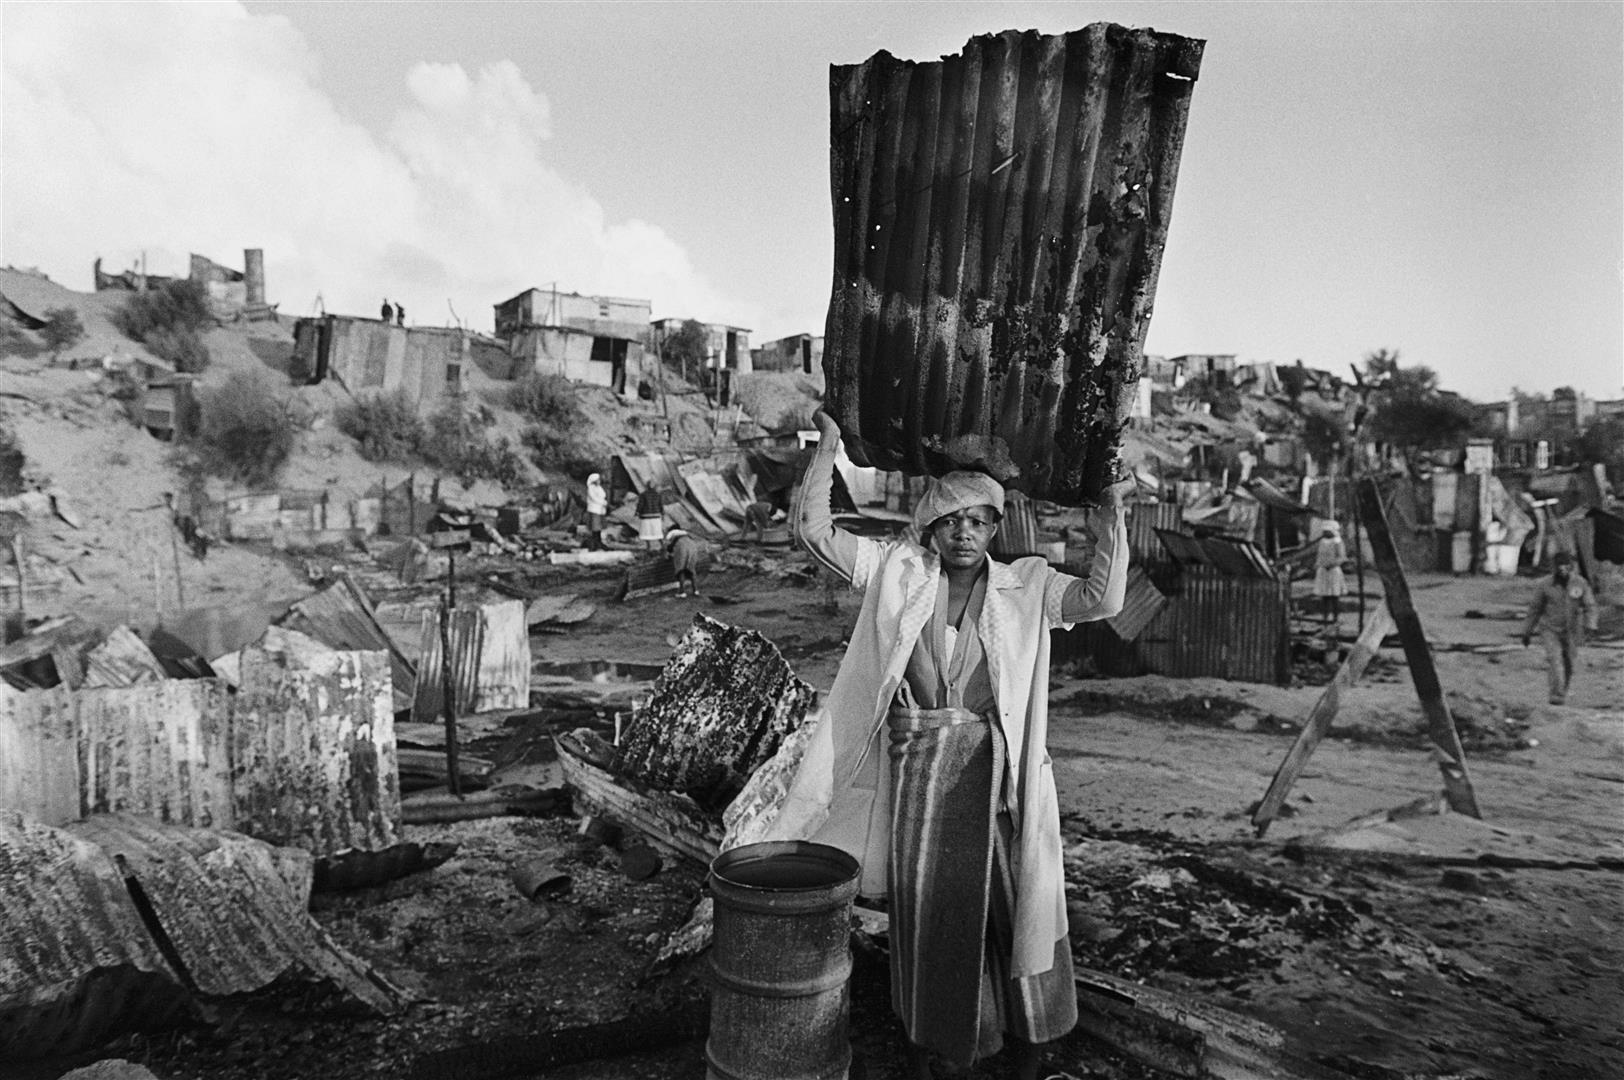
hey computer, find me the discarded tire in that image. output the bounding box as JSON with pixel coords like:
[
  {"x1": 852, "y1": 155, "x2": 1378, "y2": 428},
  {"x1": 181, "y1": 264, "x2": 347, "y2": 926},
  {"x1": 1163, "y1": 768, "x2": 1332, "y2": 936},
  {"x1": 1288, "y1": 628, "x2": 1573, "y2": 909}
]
[{"x1": 705, "y1": 841, "x2": 861, "y2": 1080}]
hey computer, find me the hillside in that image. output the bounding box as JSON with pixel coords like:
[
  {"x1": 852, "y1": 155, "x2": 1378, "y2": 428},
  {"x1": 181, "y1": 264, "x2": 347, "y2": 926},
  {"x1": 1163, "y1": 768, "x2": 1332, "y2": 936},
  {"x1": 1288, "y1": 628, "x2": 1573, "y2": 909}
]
[{"x1": 0, "y1": 268, "x2": 821, "y2": 629}]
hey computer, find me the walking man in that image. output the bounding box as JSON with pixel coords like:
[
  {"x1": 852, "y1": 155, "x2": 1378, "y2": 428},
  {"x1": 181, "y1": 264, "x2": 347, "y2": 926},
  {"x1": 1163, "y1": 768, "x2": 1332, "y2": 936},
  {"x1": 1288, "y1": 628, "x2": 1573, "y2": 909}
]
[
  {"x1": 773, "y1": 411, "x2": 1129, "y2": 1079},
  {"x1": 1522, "y1": 552, "x2": 1598, "y2": 705}
]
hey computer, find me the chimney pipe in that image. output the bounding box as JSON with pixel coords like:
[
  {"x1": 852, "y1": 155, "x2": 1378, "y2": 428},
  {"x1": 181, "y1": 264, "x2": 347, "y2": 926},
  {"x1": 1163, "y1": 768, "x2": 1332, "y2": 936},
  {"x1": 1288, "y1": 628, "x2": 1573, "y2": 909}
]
[{"x1": 243, "y1": 248, "x2": 265, "y2": 305}]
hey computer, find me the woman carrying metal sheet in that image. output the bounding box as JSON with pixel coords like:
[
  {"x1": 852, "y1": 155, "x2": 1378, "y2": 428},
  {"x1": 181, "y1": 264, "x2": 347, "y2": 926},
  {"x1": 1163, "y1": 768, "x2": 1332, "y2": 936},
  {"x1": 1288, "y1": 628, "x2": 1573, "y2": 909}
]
[{"x1": 773, "y1": 411, "x2": 1130, "y2": 1079}]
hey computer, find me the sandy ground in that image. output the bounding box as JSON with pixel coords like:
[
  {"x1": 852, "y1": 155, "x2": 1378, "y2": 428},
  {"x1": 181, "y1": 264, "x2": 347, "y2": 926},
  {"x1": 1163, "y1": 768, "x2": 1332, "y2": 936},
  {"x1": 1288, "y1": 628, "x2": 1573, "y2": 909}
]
[
  {"x1": 14, "y1": 537, "x2": 1622, "y2": 1080},
  {"x1": 5, "y1": 284, "x2": 1619, "y2": 1080}
]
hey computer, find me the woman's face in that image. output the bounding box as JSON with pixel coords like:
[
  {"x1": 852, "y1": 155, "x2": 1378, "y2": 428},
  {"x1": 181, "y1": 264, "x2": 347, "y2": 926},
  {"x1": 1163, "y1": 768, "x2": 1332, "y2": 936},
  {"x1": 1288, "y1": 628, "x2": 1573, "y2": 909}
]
[{"x1": 930, "y1": 506, "x2": 1000, "y2": 570}]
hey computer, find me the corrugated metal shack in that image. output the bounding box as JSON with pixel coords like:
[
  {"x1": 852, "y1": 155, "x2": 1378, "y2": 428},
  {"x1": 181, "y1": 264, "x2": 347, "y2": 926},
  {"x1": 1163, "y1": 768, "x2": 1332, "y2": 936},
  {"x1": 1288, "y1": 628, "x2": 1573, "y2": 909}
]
[
  {"x1": 290, "y1": 315, "x2": 509, "y2": 409},
  {"x1": 822, "y1": 24, "x2": 1204, "y2": 503},
  {"x1": 1056, "y1": 518, "x2": 1290, "y2": 684}
]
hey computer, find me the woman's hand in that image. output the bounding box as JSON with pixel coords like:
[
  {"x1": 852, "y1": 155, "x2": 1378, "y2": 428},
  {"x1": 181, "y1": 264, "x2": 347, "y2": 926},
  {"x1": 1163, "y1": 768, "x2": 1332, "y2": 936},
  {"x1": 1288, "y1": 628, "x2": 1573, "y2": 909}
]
[{"x1": 813, "y1": 409, "x2": 841, "y2": 442}]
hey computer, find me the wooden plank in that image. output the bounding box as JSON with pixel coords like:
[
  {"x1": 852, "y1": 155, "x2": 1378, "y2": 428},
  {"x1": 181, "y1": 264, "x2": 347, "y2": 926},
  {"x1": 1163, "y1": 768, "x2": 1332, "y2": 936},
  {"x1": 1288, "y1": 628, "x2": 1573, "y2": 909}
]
[
  {"x1": 1074, "y1": 967, "x2": 1347, "y2": 1080},
  {"x1": 1356, "y1": 477, "x2": 1480, "y2": 818},
  {"x1": 555, "y1": 737, "x2": 721, "y2": 868},
  {"x1": 1252, "y1": 602, "x2": 1396, "y2": 836}
]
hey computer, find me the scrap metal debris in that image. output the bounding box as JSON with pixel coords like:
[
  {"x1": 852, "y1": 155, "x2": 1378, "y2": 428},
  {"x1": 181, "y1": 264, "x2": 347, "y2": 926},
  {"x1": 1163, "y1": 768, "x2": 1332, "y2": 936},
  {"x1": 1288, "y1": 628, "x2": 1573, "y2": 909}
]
[
  {"x1": 0, "y1": 811, "x2": 405, "y2": 1061},
  {"x1": 610, "y1": 613, "x2": 817, "y2": 808}
]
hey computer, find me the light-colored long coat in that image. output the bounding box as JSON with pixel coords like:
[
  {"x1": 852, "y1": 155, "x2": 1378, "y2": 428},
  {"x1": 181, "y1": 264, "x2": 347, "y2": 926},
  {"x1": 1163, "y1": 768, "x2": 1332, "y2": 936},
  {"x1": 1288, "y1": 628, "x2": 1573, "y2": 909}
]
[{"x1": 771, "y1": 540, "x2": 1102, "y2": 979}]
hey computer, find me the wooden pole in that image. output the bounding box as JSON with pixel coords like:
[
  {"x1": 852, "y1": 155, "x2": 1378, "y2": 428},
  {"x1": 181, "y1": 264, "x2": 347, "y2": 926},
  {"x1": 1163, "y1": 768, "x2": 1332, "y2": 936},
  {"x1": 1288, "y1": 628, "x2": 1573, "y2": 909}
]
[
  {"x1": 10, "y1": 536, "x2": 25, "y2": 627},
  {"x1": 1355, "y1": 477, "x2": 1481, "y2": 818},
  {"x1": 169, "y1": 524, "x2": 186, "y2": 610},
  {"x1": 1253, "y1": 602, "x2": 1395, "y2": 836},
  {"x1": 439, "y1": 582, "x2": 461, "y2": 799}
]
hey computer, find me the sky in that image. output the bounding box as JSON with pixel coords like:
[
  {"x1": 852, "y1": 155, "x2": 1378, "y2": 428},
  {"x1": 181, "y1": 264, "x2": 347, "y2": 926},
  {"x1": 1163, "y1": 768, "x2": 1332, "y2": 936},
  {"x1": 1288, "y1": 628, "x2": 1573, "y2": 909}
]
[{"x1": 3, "y1": 1, "x2": 1620, "y2": 402}]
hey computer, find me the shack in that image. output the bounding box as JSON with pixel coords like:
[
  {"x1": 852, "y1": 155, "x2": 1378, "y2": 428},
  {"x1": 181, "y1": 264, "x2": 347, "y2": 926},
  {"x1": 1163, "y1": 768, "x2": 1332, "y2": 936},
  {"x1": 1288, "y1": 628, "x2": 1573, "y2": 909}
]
[
  {"x1": 494, "y1": 288, "x2": 652, "y2": 392},
  {"x1": 290, "y1": 315, "x2": 509, "y2": 410}
]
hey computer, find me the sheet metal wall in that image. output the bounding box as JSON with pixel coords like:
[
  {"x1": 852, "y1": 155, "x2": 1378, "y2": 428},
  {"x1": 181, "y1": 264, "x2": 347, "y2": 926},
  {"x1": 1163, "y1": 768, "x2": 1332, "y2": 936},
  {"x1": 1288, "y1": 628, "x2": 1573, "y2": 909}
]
[
  {"x1": 823, "y1": 25, "x2": 1203, "y2": 503},
  {"x1": 410, "y1": 599, "x2": 530, "y2": 720},
  {"x1": 1055, "y1": 565, "x2": 1289, "y2": 684},
  {"x1": 0, "y1": 651, "x2": 400, "y2": 855}
]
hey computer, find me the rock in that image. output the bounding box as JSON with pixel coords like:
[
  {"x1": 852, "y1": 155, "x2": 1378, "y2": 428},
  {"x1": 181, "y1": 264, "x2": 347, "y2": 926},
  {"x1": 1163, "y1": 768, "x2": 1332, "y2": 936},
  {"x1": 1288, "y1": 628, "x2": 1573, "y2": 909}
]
[
  {"x1": 1440, "y1": 869, "x2": 1484, "y2": 894},
  {"x1": 56, "y1": 1062, "x2": 164, "y2": 1080},
  {"x1": 1229, "y1": 711, "x2": 1261, "y2": 733}
]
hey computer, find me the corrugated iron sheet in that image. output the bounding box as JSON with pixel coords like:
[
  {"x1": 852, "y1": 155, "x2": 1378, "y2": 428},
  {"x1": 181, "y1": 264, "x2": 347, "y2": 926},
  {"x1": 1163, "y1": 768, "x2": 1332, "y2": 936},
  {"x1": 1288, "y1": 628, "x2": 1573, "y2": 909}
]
[
  {"x1": 612, "y1": 614, "x2": 817, "y2": 809},
  {"x1": 1140, "y1": 567, "x2": 1288, "y2": 683},
  {"x1": 988, "y1": 491, "x2": 1040, "y2": 556},
  {"x1": 1155, "y1": 529, "x2": 1275, "y2": 579},
  {"x1": 471, "y1": 599, "x2": 530, "y2": 713},
  {"x1": 1104, "y1": 565, "x2": 1165, "y2": 641},
  {"x1": 412, "y1": 604, "x2": 483, "y2": 722},
  {"x1": 1056, "y1": 566, "x2": 1288, "y2": 684},
  {"x1": 1128, "y1": 502, "x2": 1184, "y2": 565},
  {"x1": 0, "y1": 811, "x2": 188, "y2": 1059},
  {"x1": 68, "y1": 815, "x2": 405, "y2": 1016},
  {"x1": 0, "y1": 649, "x2": 400, "y2": 857},
  {"x1": 280, "y1": 575, "x2": 415, "y2": 713},
  {"x1": 234, "y1": 645, "x2": 401, "y2": 855},
  {"x1": 823, "y1": 25, "x2": 1204, "y2": 503},
  {"x1": 80, "y1": 626, "x2": 168, "y2": 688}
]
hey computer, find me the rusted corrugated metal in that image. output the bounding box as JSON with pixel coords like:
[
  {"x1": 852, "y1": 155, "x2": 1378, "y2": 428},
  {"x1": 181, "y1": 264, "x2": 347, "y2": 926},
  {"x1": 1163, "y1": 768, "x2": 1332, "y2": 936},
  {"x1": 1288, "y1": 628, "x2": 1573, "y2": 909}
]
[
  {"x1": 68, "y1": 815, "x2": 405, "y2": 1016},
  {"x1": 0, "y1": 811, "x2": 188, "y2": 1059},
  {"x1": 412, "y1": 599, "x2": 530, "y2": 721},
  {"x1": 988, "y1": 490, "x2": 1039, "y2": 556},
  {"x1": 1128, "y1": 502, "x2": 1184, "y2": 565},
  {"x1": 412, "y1": 605, "x2": 482, "y2": 722},
  {"x1": 0, "y1": 648, "x2": 400, "y2": 856},
  {"x1": 823, "y1": 25, "x2": 1204, "y2": 503},
  {"x1": 473, "y1": 599, "x2": 531, "y2": 712},
  {"x1": 234, "y1": 645, "x2": 401, "y2": 855},
  {"x1": 612, "y1": 614, "x2": 816, "y2": 809},
  {"x1": 1137, "y1": 567, "x2": 1288, "y2": 683},
  {"x1": 280, "y1": 575, "x2": 415, "y2": 713},
  {"x1": 1104, "y1": 565, "x2": 1165, "y2": 641},
  {"x1": 1055, "y1": 566, "x2": 1289, "y2": 683},
  {"x1": 80, "y1": 626, "x2": 168, "y2": 688}
]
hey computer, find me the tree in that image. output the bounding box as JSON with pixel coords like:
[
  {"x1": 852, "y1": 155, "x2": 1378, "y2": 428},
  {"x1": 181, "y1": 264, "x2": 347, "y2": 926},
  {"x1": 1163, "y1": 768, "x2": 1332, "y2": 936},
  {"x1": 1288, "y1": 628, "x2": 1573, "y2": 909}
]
[
  {"x1": 1574, "y1": 416, "x2": 1624, "y2": 488},
  {"x1": 41, "y1": 307, "x2": 84, "y2": 356},
  {"x1": 659, "y1": 319, "x2": 711, "y2": 383},
  {"x1": 1361, "y1": 349, "x2": 1477, "y2": 468}
]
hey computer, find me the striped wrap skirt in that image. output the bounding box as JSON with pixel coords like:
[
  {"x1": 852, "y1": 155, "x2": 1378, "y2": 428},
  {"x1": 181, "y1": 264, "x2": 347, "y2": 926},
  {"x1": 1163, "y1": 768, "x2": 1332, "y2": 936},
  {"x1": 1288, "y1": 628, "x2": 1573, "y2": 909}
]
[{"x1": 885, "y1": 705, "x2": 1077, "y2": 1067}]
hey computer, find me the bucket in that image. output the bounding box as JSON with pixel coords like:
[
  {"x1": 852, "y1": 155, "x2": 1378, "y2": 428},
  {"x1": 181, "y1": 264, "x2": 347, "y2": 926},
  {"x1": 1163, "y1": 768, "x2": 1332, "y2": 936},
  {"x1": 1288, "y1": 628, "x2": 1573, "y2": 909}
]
[{"x1": 706, "y1": 841, "x2": 860, "y2": 1080}]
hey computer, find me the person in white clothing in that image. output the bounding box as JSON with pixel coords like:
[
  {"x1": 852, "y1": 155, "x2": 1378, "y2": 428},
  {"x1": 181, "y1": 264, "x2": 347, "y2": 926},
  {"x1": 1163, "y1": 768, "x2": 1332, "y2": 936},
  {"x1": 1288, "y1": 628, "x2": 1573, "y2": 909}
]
[{"x1": 773, "y1": 411, "x2": 1130, "y2": 1079}]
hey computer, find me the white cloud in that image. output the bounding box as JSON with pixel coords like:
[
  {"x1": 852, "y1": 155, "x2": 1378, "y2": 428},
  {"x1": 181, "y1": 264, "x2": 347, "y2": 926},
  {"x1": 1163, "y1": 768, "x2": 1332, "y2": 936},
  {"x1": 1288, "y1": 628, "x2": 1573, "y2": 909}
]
[{"x1": 1, "y1": 1, "x2": 754, "y2": 331}]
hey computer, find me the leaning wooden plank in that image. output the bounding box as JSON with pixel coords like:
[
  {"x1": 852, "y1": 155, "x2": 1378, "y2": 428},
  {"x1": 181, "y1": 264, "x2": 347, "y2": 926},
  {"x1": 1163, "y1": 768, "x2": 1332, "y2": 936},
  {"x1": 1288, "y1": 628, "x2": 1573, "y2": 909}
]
[
  {"x1": 1074, "y1": 967, "x2": 1350, "y2": 1080},
  {"x1": 400, "y1": 785, "x2": 566, "y2": 825},
  {"x1": 1252, "y1": 602, "x2": 1396, "y2": 836},
  {"x1": 1355, "y1": 478, "x2": 1481, "y2": 818},
  {"x1": 824, "y1": 25, "x2": 1205, "y2": 503},
  {"x1": 556, "y1": 734, "x2": 721, "y2": 868}
]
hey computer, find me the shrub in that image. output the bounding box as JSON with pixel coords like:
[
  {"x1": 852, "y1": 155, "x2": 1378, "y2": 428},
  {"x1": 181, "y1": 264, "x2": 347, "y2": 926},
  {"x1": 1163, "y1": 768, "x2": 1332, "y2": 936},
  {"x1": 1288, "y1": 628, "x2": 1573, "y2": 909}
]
[
  {"x1": 41, "y1": 307, "x2": 84, "y2": 354},
  {"x1": 142, "y1": 325, "x2": 211, "y2": 373},
  {"x1": 337, "y1": 389, "x2": 423, "y2": 462},
  {"x1": 420, "y1": 403, "x2": 526, "y2": 486},
  {"x1": 521, "y1": 424, "x2": 598, "y2": 476},
  {"x1": 0, "y1": 425, "x2": 24, "y2": 496},
  {"x1": 112, "y1": 279, "x2": 212, "y2": 341},
  {"x1": 507, "y1": 372, "x2": 583, "y2": 428},
  {"x1": 191, "y1": 372, "x2": 295, "y2": 487}
]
